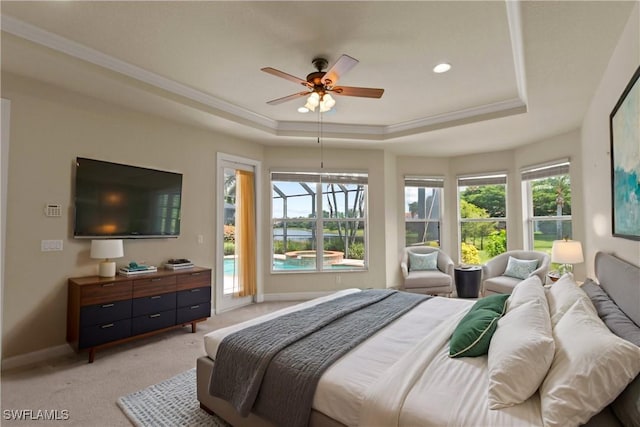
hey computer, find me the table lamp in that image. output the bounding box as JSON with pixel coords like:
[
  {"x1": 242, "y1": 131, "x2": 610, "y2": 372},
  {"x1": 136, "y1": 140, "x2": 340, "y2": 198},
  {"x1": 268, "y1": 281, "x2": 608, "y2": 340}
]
[
  {"x1": 91, "y1": 239, "x2": 124, "y2": 277},
  {"x1": 551, "y1": 238, "x2": 583, "y2": 275}
]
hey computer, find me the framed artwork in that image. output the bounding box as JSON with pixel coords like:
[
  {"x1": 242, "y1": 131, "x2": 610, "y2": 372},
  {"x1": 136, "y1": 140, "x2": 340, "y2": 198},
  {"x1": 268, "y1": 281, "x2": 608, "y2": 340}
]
[{"x1": 610, "y1": 65, "x2": 640, "y2": 240}]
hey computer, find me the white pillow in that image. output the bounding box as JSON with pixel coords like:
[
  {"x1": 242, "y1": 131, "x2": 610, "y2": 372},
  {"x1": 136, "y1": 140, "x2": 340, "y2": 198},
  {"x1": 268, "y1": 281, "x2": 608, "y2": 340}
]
[
  {"x1": 546, "y1": 273, "x2": 595, "y2": 326},
  {"x1": 507, "y1": 275, "x2": 546, "y2": 311},
  {"x1": 488, "y1": 299, "x2": 555, "y2": 409},
  {"x1": 540, "y1": 299, "x2": 640, "y2": 427}
]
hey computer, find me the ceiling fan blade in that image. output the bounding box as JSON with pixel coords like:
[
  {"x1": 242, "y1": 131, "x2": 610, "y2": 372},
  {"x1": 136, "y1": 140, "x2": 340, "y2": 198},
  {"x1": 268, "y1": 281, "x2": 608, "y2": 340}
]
[
  {"x1": 332, "y1": 86, "x2": 384, "y2": 98},
  {"x1": 322, "y1": 54, "x2": 359, "y2": 86},
  {"x1": 261, "y1": 67, "x2": 309, "y2": 87},
  {"x1": 266, "y1": 91, "x2": 309, "y2": 105}
]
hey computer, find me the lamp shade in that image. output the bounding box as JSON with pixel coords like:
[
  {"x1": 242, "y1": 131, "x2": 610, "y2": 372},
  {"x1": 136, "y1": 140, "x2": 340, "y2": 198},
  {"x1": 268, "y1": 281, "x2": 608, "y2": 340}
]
[
  {"x1": 551, "y1": 239, "x2": 584, "y2": 264},
  {"x1": 90, "y1": 239, "x2": 124, "y2": 260}
]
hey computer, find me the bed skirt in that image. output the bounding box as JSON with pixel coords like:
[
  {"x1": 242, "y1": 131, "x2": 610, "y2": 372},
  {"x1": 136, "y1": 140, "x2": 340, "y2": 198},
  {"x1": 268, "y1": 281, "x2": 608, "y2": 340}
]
[{"x1": 197, "y1": 356, "x2": 347, "y2": 427}]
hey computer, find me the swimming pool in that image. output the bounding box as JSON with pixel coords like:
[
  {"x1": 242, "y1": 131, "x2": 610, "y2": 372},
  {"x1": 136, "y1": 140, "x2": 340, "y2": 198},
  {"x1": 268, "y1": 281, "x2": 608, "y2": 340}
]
[{"x1": 223, "y1": 257, "x2": 314, "y2": 273}]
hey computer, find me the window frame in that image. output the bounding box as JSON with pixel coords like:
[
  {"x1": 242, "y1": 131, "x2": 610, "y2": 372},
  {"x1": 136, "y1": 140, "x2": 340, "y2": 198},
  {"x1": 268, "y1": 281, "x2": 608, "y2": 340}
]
[
  {"x1": 270, "y1": 171, "x2": 368, "y2": 273},
  {"x1": 521, "y1": 160, "x2": 572, "y2": 251},
  {"x1": 403, "y1": 176, "x2": 444, "y2": 247},
  {"x1": 457, "y1": 172, "x2": 508, "y2": 264}
]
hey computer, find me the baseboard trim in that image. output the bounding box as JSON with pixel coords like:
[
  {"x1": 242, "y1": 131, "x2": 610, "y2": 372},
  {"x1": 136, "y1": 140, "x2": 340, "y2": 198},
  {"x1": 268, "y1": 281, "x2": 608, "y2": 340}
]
[
  {"x1": 2, "y1": 343, "x2": 73, "y2": 371},
  {"x1": 263, "y1": 291, "x2": 335, "y2": 302}
]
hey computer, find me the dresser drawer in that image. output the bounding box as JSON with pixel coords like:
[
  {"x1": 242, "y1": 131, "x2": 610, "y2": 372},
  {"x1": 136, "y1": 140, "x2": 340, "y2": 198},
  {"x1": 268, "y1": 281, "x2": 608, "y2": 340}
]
[
  {"x1": 177, "y1": 286, "x2": 211, "y2": 307},
  {"x1": 132, "y1": 309, "x2": 176, "y2": 336},
  {"x1": 177, "y1": 270, "x2": 211, "y2": 291},
  {"x1": 132, "y1": 292, "x2": 176, "y2": 317},
  {"x1": 79, "y1": 319, "x2": 131, "y2": 349},
  {"x1": 80, "y1": 299, "x2": 132, "y2": 327},
  {"x1": 177, "y1": 302, "x2": 211, "y2": 324},
  {"x1": 132, "y1": 276, "x2": 177, "y2": 298},
  {"x1": 81, "y1": 281, "x2": 132, "y2": 306}
]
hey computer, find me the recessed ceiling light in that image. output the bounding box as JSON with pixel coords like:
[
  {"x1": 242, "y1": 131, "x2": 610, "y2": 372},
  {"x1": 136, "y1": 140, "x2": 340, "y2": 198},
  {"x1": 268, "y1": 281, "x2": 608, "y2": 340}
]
[
  {"x1": 433, "y1": 63, "x2": 451, "y2": 74},
  {"x1": 298, "y1": 106, "x2": 309, "y2": 113}
]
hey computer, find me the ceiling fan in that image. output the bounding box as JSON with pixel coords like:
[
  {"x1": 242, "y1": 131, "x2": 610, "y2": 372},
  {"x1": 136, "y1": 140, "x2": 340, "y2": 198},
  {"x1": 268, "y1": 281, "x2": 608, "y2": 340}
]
[{"x1": 261, "y1": 54, "x2": 384, "y2": 112}]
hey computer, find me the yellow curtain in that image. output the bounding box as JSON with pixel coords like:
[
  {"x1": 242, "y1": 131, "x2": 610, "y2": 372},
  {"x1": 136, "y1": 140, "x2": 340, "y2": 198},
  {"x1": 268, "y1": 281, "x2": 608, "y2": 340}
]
[{"x1": 235, "y1": 170, "x2": 256, "y2": 297}]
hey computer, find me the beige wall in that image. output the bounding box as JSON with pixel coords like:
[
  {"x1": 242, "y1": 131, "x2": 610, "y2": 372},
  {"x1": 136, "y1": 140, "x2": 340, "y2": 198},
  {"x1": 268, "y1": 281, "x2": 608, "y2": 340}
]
[
  {"x1": 1, "y1": 73, "x2": 263, "y2": 358},
  {"x1": 581, "y1": 4, "x2": 640, "y2": 277}
]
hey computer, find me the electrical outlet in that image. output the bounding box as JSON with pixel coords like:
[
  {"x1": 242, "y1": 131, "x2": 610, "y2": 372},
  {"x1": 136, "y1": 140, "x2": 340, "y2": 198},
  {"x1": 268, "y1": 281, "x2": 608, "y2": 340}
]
[
  {"x1": 41, "y1": 240, "x2": 63, "y2": 251},
  {"x1": 197, "y1": 235, "x2": 204, "y2": 244}
]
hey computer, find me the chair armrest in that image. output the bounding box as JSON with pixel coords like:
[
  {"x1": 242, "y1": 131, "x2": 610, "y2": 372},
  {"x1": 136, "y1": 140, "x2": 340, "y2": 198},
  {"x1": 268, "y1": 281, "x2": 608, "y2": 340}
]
[
  {"x1": 482, "y1": 262, "x2": 502, "y2": 280},
  {"x1": 442, "y1": 258, "x2": 455, "y2": 277},
  {"x1": 400, "y1": 262, "x2": 409, "y2": 279}
]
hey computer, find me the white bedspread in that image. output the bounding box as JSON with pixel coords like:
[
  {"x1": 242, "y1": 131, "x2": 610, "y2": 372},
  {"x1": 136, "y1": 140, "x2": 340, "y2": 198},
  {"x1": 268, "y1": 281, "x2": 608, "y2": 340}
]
[{"x1": 202, "y1": 291, "x2": 544, "y2": 427}]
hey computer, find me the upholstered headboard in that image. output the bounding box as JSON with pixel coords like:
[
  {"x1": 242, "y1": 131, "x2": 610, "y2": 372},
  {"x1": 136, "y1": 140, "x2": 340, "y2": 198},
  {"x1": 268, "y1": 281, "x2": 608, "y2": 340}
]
[{"x1": 595, "y1": 252, "x2": 640, "y2": 327}]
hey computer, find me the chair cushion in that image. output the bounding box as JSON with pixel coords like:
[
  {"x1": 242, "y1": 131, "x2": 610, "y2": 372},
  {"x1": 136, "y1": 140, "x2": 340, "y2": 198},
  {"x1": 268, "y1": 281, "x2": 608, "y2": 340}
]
[
  {"x1": 483, "y1": 275, "x2": 520, "y2": 295},
  {"x1": 408, "y1": 251, "x2": 438, "y2": 271},
  {"x1": 449, "y1": 294, "x2": 509, "y2": 358},
  {"x1": 404, "y1": 270, "x2": 451, "y2": 288},
  {"x1": 503, "y1": 256, "x2": 539, "y2": 279}
]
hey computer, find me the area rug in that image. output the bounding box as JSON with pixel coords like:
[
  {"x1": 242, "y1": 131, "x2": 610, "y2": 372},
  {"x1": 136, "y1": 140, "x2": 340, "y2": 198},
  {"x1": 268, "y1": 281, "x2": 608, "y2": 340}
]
[{"x1": 117, "y1": 368, "x2": 230, "y2": 427}]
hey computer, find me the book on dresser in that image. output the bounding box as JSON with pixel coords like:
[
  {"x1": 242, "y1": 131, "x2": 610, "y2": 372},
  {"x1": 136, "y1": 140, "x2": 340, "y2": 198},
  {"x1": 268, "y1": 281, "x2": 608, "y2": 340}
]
[{"x1": 67, "y1": 266, "x2": 212, "y2": 363}]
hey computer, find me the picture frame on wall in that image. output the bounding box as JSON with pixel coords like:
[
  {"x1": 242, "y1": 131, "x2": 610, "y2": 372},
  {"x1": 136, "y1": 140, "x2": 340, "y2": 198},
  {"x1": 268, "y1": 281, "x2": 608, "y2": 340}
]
[{"x1": 610, "y1": 65, "x2": 640, "y2": 241}]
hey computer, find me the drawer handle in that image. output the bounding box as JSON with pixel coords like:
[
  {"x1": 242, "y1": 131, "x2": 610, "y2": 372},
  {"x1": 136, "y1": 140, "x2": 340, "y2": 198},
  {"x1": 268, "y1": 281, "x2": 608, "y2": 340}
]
[
  {"x1": 101, "y1": 303, "x2": 115, "y2": 308},
  {"x1": 101, "y1": 283, "x2": 115, "y2": 287},
  {"x1": 191, "y1": 272, "x2": 201, "y2": 276},
  {"x1": 151, "y1": 278, "x2": 162, "y2": 282},
  {"x1": 149, "y1": 314, "x2": 161, "y2": 318},
  {"x1": 101, "y1": 323, "x2": 115, "y2": 329},
  {"x1": 190, "y1": 289, "x2": 201, "y2": 293},
  {"x1": 150, "y1": 295, "x2": 162, "y2": 299},
  {"x1": 190, "y1": 305, "x2": 200, "y2": 310}
]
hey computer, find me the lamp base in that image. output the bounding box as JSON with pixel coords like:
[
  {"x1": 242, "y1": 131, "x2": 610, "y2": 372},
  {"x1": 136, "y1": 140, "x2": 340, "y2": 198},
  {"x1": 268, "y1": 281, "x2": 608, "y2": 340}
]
[{"x1": 98, "y1": 261, "x2": 116, "y2": 277}]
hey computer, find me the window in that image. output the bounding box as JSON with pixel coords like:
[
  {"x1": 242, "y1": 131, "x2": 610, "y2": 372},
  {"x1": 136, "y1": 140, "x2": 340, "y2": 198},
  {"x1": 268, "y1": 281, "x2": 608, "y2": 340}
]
[
  {"x1": 522, "y1": 161, "x2": 572, "y2": 256},
  {"x1": 404, "y1": 176, "x2": 443, "y2": 247},
  {"x1": 271, "y1": 171, "x2": 367, "y2": 272},
  {"x1": 458, "y1": 173, "x2": 507, "y2": 265}
]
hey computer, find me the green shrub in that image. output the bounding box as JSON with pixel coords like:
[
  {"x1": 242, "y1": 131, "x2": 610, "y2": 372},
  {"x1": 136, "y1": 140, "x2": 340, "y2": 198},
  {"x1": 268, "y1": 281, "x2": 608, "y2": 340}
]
[
  {"x1": 485, "y1": 230, "x2": 506, "y2": 258},
  {"x1": 223, "y1": 242, "x2": 235, "y2": 256},
  {"x1": 461, "y1": 242, "x2": 481, "y2": 265},
  {"x1": 347, "y1": 242, "x2": 365, "y2": 260}
]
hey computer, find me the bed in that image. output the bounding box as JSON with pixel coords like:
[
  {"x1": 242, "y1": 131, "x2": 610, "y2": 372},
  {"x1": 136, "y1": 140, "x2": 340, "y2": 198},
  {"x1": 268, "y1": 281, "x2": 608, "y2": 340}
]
[{"x1": 196, "y1": 251, "x2": 640, "y2": 427}]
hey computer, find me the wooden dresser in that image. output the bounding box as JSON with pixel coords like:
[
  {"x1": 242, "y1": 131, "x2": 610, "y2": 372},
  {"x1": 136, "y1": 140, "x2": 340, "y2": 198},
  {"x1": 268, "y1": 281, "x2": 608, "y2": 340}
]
[{"x1": 67, "y1": 267, "x2": 211, "y2": 362}]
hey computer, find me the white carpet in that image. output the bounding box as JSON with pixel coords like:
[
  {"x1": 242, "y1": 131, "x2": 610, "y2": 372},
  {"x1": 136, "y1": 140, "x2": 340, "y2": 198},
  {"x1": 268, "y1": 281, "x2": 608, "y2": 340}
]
[{"x1": 117, "y1": 369, "x2": 230, "y2": 427}]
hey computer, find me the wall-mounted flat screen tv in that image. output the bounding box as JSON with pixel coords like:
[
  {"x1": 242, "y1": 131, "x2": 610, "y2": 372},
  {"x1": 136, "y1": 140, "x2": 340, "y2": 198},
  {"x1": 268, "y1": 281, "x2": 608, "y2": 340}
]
[{"x1": 74, "y1": 157, "x2": 182, "y2": 238}]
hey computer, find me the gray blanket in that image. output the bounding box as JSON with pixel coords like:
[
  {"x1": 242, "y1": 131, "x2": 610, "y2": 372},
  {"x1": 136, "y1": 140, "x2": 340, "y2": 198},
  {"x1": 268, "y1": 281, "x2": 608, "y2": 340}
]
[{"x1": 209, "y1": 289, "x2": 430, "y2": 427}]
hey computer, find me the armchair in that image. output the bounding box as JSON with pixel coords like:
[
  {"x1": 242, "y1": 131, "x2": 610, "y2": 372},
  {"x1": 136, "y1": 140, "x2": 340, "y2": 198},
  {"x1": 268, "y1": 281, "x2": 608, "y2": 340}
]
[
  {"x1": 400, "y1": 246, "x2": 454, "y2": 296},
  {"x1": 481, "y1": 250, "x2": 550, "y2": 296}
]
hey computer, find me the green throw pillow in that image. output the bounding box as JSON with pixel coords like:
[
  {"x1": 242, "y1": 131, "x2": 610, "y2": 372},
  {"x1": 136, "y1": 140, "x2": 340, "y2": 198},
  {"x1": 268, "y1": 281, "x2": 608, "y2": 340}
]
[
  {"x1": 503, "y1": 256, "x2": 538, "y2": 280},
  {"x1": 409, "y1": 251, "x2": 438, "y2": 271},
  {"x1": 449, "y1": 294, "x2": 509, "y2": 358}
]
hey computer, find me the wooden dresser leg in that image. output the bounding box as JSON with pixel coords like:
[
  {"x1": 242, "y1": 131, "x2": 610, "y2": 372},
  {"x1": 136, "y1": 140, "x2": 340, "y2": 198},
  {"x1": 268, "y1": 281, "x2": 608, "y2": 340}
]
[
  {"x1": 88, "y1": 348, "x2": 95, "y2": 363},
  {"x1": 191, "y1": 322, "x2": 197, "y2": 333}
]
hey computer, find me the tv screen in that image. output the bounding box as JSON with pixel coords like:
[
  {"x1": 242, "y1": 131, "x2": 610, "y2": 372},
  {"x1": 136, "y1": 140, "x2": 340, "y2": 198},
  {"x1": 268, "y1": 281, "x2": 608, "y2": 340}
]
[{"x1": 74, "y1": 157, "x2": 182, "y2": 238}]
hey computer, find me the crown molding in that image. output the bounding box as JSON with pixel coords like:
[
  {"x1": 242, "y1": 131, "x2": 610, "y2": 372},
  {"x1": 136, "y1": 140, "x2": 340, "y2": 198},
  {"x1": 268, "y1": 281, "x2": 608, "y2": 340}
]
[
  {"x1": 1, "y1": 15, "x2": 277, "y2": 131},
  {"x1": 2, "y1": 11, "x2": 528, "y2": 142}
]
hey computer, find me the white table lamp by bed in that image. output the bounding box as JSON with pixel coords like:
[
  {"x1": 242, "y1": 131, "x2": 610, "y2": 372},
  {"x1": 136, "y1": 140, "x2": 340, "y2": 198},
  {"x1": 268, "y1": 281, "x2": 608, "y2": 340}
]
[
  {"x1": 91, "y1": 239, "x2": 124, "y2": 277},
  {"x1": 551, "y1": 238, "x2": 583, "y2": 275}
]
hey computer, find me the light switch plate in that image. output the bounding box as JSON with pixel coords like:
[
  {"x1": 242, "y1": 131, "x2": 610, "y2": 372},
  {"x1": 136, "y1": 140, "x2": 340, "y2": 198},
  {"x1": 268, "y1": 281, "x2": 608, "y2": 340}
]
[{"x1": 41, "y1": 240, "x2": 63, "y2": 251}]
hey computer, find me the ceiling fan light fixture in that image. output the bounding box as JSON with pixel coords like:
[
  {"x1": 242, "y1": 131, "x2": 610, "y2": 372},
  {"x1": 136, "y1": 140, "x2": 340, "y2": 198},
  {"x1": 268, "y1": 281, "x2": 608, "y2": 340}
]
[
  {"x1": 298, "y1": 106, "x2": 310, "y2": 113},
  {"x1": 433, "y1": 62, "x2": 452, "y2": 73}
]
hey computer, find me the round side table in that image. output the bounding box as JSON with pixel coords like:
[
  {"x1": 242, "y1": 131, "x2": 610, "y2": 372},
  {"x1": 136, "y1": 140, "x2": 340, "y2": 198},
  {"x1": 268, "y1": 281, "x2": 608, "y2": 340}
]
[{"x1": 454, "y1": 266, "x2": 482, "y2": 298}]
